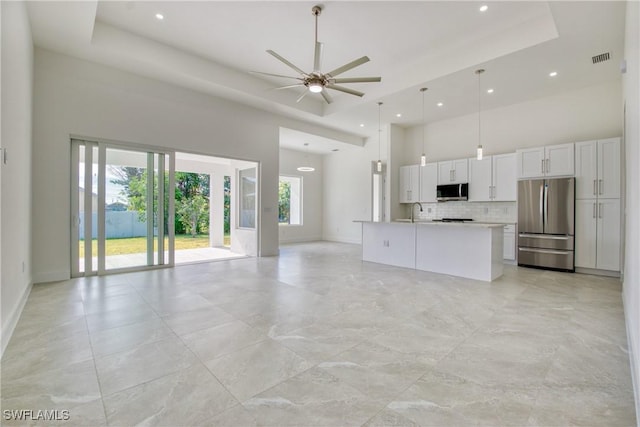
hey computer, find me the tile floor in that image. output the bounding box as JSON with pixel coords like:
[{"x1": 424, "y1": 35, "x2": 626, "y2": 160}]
[{"x1": 1, "y1": 242, "x2": 636, "y2": 426}]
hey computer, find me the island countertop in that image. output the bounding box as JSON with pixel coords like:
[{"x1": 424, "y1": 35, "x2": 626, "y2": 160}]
[{"x1": 358, "y1": 220, "x2": 504, "y2": 281}]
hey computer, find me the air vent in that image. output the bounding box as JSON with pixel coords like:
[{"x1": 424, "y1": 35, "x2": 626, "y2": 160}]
[{"x1": 592, "y1": 52, "x2": 610, "y2": 64}]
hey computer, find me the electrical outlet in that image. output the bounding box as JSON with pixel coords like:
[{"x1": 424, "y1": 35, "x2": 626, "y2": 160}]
[
  {"x1": 427, "y1": 208, "x2": 432, "y2": 213},
  {"x1": 22, "y1": 261, "x2": 25, "y2": 273},
  {"x1": 484, "y1": 207, "x2": 489, "y2": 214}
]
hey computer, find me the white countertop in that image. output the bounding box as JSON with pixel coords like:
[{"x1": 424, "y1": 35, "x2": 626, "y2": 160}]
[{"x1": 355, "y1": 220, "x2": 505, "y2": 229}]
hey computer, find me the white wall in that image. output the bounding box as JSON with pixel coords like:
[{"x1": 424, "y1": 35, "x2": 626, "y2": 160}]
[
  {"x1": 278, "y1": 148, "x2": 323, "y2": 244},
  {"x1": 622, "y1": 0, "x2": 640, "y2": 421},
  {"x1": 323, "y1": 143, "x2": 379, "y2": 244},
  {"x1": 31, "y1": 49, "x2": 359, "y2": 283},
  {"x1": 1, "y1": 1, "x2": 33, "y2": 355},
  {"x1": 402, "y1": 80, "x2": 622, "y2": 164}
]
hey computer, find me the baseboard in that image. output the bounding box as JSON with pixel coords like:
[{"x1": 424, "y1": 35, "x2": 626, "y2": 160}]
[
  {"x1": 33, "y1": 270, "x2": 70, "y2": 284},
  {"x1": 278, "y1": 236, "x2": 323, "y2": 244},
  {"x1": 575, "y1": 267, "x2": 621, "y2": 278},
  {"x1": 623, "y1": 295, "x2": 640, "y2": 427},
  {"x1": 1, "y1": 281, "x2": 33, "y2": 357},
  {"x1": 322, "y1": 235, "x2": 362, "y2": 245}
]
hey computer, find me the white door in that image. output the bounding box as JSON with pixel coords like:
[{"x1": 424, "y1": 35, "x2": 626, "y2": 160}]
[
  {"x1": 516, "y1": 147, "x2": 545, "y2": 178},
  {"x1": 596, "y1": 199, "x2": 621, "y2": 271},
  {"x1": 574, "y1": 140, "x2": 598, "y2": 199},
  {"x1": 232, "y1": 166, "x2": 259, "y2": 256},
  {"x1": 419, "y1": 163, "x2": 438, "y2": 202},
  {"x1": 492, "y1": 153, "x2": 517, "y2": 201},
  {"x1": 468, "y1": 157, "x2": 492, "y2": 201},
  {"x1": 598, "y1": 138, "x2": 621, "y2": 199},
  {"x1": 451, "y1": 159, "x2": 469, "y2": 183},
  {"x1": 437, "y1": 161, "x2": 453, "y2": 184},
  {"x1": 545, "y1": 143, "x2": 575, "y2": 177},
  {"x1": 574, "y1": 199, "x2": 597, "y2": 269},
  {"x1": 503, "y1": 230, "x2": 516, "y2": 260}
]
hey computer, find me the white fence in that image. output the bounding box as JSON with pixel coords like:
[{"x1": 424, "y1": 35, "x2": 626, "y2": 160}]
[{"x1": 79, "y1": 211, "x2": 149, "y2": 239}]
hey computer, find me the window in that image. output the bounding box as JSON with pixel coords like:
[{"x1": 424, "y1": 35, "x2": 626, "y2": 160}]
[
  {"x1": 279, "y1": 176, "x2": 302, "y2": 225},
  {"x1": 239, "y1": 168, "x2": 256, "y2": 229}
]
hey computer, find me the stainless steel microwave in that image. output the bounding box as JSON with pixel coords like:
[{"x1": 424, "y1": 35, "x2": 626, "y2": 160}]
[{"x1": 436, "y1": 183, "x2": 468, "y2": 201}]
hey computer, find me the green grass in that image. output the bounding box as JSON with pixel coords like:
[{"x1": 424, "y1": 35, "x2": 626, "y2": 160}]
[{"x1": 80, "y1": 234, "x2": 230, "y2": 257}]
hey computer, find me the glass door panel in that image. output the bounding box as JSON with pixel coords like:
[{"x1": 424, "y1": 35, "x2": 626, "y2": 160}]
[{"x1": 71, "y1": 140, "x2": 174, "y2": 277}]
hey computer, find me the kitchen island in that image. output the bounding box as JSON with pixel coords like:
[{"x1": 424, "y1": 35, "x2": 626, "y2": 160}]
[{"x1": 357, "y1": 221, "x2": 504, "y2": 282}]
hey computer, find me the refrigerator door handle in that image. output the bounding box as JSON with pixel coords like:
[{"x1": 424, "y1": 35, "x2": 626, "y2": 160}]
[
  {"x1": 519, "y1": 248, "x2": 572, "y2": 255},
  {"x1": 519, "y1": 233, "x2": 571, "y2": 240},
  {"x1": 542, "y1": 183, "x2": 547, "y2": 230}
]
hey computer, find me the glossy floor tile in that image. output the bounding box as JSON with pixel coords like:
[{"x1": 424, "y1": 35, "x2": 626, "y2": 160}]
[{"x1": 1, "y1": 242, "x2": 636, "y2": 426}]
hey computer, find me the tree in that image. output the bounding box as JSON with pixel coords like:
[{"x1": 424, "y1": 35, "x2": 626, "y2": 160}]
[
  {"x1": 278, "y1": 180, "x2": 291, "y2": 224},
  {"x1": 177, "y1": 194, "x2": 208, "y2": 237}
]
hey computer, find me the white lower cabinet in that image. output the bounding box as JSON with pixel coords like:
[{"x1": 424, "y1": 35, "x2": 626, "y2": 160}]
[
  {"x1": 503, "y1": 224, "x2": 516, "y2": 261},
  {"x1": 575, "y1": 198, "x2": 620, "y2": 271}
]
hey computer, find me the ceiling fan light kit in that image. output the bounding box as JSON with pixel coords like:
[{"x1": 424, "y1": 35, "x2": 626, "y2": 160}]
[{"x1": 251, "y1": 5, "x2": 381, "y2": 104}]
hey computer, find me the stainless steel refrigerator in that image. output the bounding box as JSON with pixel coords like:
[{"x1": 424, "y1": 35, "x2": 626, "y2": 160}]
[{"x1": 518, "y1": 177, "x2": 575, "y2": 272}]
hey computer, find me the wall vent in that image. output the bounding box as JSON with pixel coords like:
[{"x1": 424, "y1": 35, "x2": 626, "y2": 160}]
[{"x1": 592, "y1": 52, "x2": 610, "y2": 64}]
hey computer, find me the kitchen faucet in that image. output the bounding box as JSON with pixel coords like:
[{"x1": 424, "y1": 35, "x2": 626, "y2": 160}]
[{"x1": 411, "y1": 202, "x2": 423, "y2": 223}]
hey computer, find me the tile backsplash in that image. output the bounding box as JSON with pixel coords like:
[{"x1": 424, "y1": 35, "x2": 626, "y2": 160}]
[{"x1": 406, "y1": 201, "x2": 517, "y2": 223}]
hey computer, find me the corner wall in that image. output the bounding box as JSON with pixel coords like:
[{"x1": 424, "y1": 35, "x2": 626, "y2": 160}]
[
  {"x1": 1, "y1": 1, "x2": 34, "y2": 355},
  {"x1": 279, "y1": 148, "x2": 323, "y2": 244},
  {"x1": 622, "y1": 0, "x2": 640, "y2": 421}
]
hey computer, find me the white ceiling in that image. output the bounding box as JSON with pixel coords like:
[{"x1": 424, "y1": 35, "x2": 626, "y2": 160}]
[{"x1": 27, "y1": 1, "x2": 625, "y2": 153}]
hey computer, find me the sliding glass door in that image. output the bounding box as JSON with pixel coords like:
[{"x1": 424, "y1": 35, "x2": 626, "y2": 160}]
[{"x1": 71, "y1": 140, "x2": 175, "y2": 277}]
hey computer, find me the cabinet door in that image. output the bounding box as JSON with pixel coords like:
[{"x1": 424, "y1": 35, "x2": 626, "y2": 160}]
[
  {"x1": 503, "y1": 231, "x2": 516, "y2": 260},
  {"x1": 399, "y1": 166, "x2": 411, "y2": 203},
  {"x1": 468, "y1": 157, "x2": 492, "y2": 201},
  {"x1": 409, "y1": 165, "x2": 419, "y2": 202},
  {"x1": 574, "y1": 199, "x2": 598, "y2": 269},
  {"x1": 492, "y1": 153, "x2": 517, "y2": 201},
  {"x1": 419, "y1": 163, "x2": 438, "y2": 202},
  {"x1": 451, "y1": 159, "x2": 468, "y2": 183},
  {"x1": 516, "y1": 147, "x2": 545, "y2": 178},
  {"x1": 598, "y1": 138, "x2": 620, "y2": 199},
  {"x1": 596, "y1": 199, "x2": 621, "y2": 271},
  {"x1": 546, "y1": 143, "x2": 575, "y2": 177},
  {"x1": 574, "y1": 140, "x2": 598, "y2": 199},
  {"x1": 437, "y1": 161, "x2": 453, "y2": 184}
]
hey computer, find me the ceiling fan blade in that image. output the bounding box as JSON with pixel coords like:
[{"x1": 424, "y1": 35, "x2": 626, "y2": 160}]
[
  {"x1": 313, "y1": 42, "x2": 323, "y2": 72},
  {"x1": 331, "y1": 77, "x2": 381, "y2": 84},
  {"x1": 321, "y1": 90, "x2": 333, "y2": 104},
  {"x1": 326, "y1": 56, "x2": 370, "y2": 77},
  {"x1": 271, "y1": 84, "x2": 304, "y2": 91},
  {"x1": 249, "y1": 71, "x2": 303, "y2": 80},
  {"x1": 266, "y1": 50, "x2": 307, "y2": 76},
  {"x1": 326, "y1": 84, "x2": 365, "y2": 97},
  {"x1": 296, "y1": 91, "x2": 309, "y2": 103}
]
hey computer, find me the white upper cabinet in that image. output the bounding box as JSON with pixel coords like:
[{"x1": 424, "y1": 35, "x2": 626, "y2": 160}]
[
  {"x1": 575, "y1": 138, "x2": 620, "y2": 199},
  {"x1": 438, "y1": 159, "x2": 468, "y2": 184},
  {"x1": 419, "y1": 162, "x2": 438, "y2": 203},
  {"x1": 516, "y1": 142, "x2": 574, "y2": 179},
  {"x1": 468, "y1": 157, "x2": 492, "y2": 201},
  {"x1": 492, "y1": 153, "x2": 517, "y2": 201},
  {"x1": 399, "y1": 164, "x2": 420, "y2": 203},
  {"x1": 468, "y1": 153, "x2": 516, "y2": 202}
]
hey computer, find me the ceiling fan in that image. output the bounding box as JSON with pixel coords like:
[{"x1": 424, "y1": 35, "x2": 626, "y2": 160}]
[{"x1": 250, "y1": 5, "x2": 381, "y2": 104}]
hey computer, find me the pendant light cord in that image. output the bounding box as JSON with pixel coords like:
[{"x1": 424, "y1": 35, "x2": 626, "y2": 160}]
[
  {"x1": 422, "y1": 88, "x2": 426, "y2": 155},
  {"x1": 378, "y1": 102, "x2": 382, "y2": 160}
]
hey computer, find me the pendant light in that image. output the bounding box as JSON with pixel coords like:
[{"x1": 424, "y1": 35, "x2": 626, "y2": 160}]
[
  {"x1": 297, "y1": 143, "x2": 315, "y2": 172},
  {"x1": 475, "y1": 69, "x2": 485, "y2": 160},
  {"x1": 420, "y1": 87, "x2": 428, "y2": 166},
  {"x1": 376, "y1": 101, "x2": 383, "y2": 172}
]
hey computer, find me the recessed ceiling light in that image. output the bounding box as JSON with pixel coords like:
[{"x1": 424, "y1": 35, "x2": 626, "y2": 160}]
[
  {"x1": 155, "y1": 13, "x2": 164, "y2": 20},
  {"x1": 549, "y1": 71, "x2": 558, "y2": 77},
  {"x1": 437, "y1": 102, "x2": 444, "y2": 107},
  {"x1": 396, "y1": 113, "x2": 402, "y2": 118},
  {"x1": 487, "y1": 88, "x2": 494, "y2": 94},
  {"x1": 479, "y1": 5, "x2": 488, "y2": 12},
  {"x1": 359, "y1": 123, "x2": 365, "y2": 127}
]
